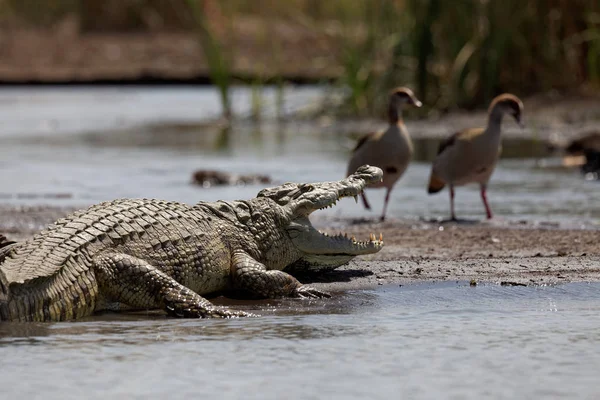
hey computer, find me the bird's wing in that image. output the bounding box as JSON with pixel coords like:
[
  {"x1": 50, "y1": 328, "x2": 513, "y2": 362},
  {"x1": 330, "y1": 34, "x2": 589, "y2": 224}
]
[{"x1": 352, "y1": 131, "x2": 378, "y2": 152}]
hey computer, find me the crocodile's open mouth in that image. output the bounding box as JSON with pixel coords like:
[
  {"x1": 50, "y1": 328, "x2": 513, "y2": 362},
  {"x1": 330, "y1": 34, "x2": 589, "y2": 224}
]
[
  {"x1": 286, "y1": 194, "x2": 383, "y2": 272},
  {"x1": 290, "y1": 166, "x2": 385, "y2": 256},
  {"x1": 288, "y1": 188, "x2": 384, "y2": 257},
  {"x1": 257, "y1": 164, "x2": 384, "y2": 260}
]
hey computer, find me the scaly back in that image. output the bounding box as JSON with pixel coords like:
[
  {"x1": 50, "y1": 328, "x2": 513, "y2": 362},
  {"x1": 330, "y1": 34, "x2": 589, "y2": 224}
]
[{"x1": 1, "y1": 198, "x2": 195, "y2": 285}]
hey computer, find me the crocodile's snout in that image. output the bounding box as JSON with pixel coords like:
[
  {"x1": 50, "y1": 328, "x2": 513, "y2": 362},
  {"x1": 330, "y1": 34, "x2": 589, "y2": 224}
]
[{"x1": 351, "y1": 165, "x2": 384, "y2": 184}]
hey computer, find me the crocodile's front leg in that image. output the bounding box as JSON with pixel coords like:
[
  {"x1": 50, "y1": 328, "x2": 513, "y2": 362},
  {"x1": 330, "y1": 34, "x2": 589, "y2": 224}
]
[
  {"x1": 231, "y1": 250, "x2": 331, "y2": 298},
  {"x1": 94, "y1": 253, "x2": 254, "y2": 318}
]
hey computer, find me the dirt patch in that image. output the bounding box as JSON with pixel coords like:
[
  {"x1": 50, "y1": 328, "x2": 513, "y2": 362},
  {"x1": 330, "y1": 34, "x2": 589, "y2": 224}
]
[
  {"x1": 303, "y1": 217, "x2": 600, "y2": 290},
  {"x1": 1, "y1": 204, "x2": 598, "y2": 290}
]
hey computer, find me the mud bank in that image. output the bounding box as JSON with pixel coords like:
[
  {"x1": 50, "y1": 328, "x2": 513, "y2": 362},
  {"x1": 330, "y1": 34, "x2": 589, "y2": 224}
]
[
  {"x1": 305, "y1": 217, "x2": 600, "y2": 290},
  {"x1": 1, "y1": 204, "x2": 598, "y2": 289}
]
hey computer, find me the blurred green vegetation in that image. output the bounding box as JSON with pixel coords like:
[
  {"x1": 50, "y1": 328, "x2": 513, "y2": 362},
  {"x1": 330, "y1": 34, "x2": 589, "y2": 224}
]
[{"x1": 0, "y1": 0, "x2": 598, "y2": 114}]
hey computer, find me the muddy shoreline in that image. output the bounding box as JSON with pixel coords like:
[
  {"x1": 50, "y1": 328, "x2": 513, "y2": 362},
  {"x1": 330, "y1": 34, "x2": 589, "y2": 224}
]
[
  {"x1": 307, "y1": 217, "x2": 600, "y2": 290},
  {"x1": 1, "y1": 204, "x2": 598, "y2": 290}
]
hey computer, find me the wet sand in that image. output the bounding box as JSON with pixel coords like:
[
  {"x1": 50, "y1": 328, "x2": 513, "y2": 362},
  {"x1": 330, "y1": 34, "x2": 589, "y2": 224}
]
[
  {"x1": 1, "y1": 204, "x2": 599, "y2": 290},
  {"x1": 307, "y1": 217, "x2": 600, "y2": 289}
]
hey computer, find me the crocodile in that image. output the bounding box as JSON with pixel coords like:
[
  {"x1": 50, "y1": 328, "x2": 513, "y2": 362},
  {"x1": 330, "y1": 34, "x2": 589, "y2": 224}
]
[{"x1": 0, "y1": 165, "x2": 384, "y2": 322}]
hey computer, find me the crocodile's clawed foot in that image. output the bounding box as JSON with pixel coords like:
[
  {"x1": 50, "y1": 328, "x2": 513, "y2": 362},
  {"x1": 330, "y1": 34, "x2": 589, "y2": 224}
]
[
  {"x1": 209, "y1": 307, "x2": 258, "y2": 319},
  {"x1": 166, "y1": 305, "x2": 257, "y2": 319},
  {"x1": 293, "y1": 285, "x2": 332, "y2": 299}
]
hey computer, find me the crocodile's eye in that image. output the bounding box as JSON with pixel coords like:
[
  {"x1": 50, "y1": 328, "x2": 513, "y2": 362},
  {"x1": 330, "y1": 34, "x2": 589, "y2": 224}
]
[{"x1": 300, "y1": 184, "x2": 314, "y2": 193}]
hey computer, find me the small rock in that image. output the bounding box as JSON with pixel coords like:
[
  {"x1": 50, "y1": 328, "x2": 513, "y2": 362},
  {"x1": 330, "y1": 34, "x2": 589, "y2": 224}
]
[{"x1": 192, "y1": 169, "x2": 272, "y2": 187}]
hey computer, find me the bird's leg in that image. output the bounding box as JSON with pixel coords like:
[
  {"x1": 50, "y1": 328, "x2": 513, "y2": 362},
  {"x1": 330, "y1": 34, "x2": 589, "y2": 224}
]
[
  {"x1": 380, "y1": 188, "x2": 392, "y2": 222},
  {"x1": 361, "y1": 192, "x2": 372, "y2": 210},
  {"x1": 480, "y1": 184, "x2": 493, "y2": 219},
  {"x1": 449, "y1": 184, "x2": 457, "y2": 221}
]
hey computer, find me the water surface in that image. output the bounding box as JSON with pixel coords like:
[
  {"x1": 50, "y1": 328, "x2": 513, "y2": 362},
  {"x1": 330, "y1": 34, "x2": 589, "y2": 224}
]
[{"x1": 1, "y1": 282, "x2": 599, "y2": 399}]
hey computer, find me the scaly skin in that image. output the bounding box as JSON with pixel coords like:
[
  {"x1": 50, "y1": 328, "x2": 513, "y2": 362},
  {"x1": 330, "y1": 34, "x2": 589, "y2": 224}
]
[{"x1": 0, "y1": 165, "x2": 384, "y2": 322}]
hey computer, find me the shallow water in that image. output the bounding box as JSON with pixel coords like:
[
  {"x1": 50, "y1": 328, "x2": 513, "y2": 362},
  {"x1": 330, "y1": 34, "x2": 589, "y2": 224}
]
[
  {"x1": 0, "y1": 86, "x2": 598, "y2": 224},
  {"x1": 1, "y1": 282, "x2": 600, "y2": 399}
]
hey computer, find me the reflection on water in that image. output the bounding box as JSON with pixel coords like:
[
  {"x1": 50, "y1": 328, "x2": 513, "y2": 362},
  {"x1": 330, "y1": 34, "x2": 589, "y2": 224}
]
[{"x1": 1, "y1": 283, "x2": 600, "y2": 399}]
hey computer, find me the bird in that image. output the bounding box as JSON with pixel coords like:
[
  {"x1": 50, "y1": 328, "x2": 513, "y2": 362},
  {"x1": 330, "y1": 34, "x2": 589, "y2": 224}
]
[
  {"x1": 427, "y1": 93, "x2": 524, "y2": 220},
  {"x1": 346, "y1": 87, "x2": 422, "y2": 221}
]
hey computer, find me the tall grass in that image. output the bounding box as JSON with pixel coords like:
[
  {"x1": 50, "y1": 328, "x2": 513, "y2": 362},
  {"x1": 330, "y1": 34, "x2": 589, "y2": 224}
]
[
  {"x1": 328, "y1": 0, "x2": 404, "y2": 117},
  {"x1": 366, "y1": 0, "x2": 600, "y2": 111},
  {"x1": 185, "y1": 0, "x2": 233, "y2": 121}
]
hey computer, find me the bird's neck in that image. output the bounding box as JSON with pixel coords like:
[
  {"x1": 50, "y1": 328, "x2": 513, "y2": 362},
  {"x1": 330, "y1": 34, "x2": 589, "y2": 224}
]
[
  {"x1": 487, "y1": 107, "x2": 505, "y2": 133},
  {"x1": 388, "y1": 103, "x2": 402, "y2": 125}
]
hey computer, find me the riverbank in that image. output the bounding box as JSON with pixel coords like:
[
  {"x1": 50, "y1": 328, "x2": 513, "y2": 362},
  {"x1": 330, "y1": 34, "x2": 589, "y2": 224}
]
[
  {"x1": 2, "y1": 204, "x2": 598, "y2": 290},
  {"x1": 0, "y1": 17, "x2": 338, "y2": 84},
  {"x1": 307, "y1": 217, "x2": 600, "y2": 290}
]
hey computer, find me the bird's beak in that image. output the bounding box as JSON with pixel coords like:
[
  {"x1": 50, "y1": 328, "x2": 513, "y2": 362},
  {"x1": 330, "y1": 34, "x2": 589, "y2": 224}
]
[{"x1": 412, "y1": 98, "x2": 423, "y2": 108}]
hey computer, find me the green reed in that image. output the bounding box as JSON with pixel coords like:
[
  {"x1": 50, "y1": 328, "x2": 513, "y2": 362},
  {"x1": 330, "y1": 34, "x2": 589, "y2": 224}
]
[{"x1": 186, "y1": 0, "x2": 233, "y2": 121}]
